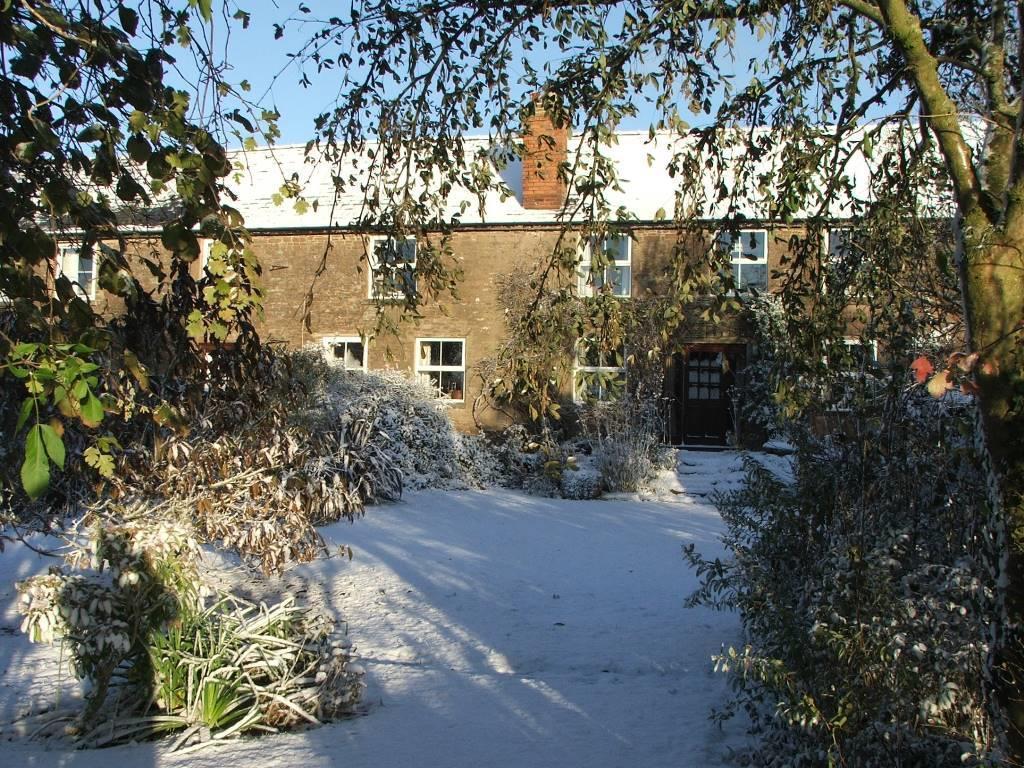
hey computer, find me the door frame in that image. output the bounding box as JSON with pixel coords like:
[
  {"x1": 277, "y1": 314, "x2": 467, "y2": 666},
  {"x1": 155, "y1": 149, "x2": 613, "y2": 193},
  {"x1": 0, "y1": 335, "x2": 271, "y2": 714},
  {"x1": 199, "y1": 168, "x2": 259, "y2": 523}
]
[{"x1": 664, "y1": 343, "x2": 746, "y2": 446}]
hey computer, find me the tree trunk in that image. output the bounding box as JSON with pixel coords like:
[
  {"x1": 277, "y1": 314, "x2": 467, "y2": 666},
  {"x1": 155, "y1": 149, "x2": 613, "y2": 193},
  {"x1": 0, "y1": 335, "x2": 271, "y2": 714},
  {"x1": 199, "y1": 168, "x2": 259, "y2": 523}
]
[{"x1": 963, "y1": 214, "x2": 1024, "y2": 754}]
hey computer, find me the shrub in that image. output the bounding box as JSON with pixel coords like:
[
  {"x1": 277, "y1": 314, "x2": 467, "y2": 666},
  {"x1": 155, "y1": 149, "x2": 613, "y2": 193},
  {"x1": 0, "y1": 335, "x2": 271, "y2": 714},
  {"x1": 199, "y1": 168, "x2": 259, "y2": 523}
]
[
  {"x1": 321, "y1": 364, "x2": 505, "y2": 490},
  {"x1": 17, "y1": 510, "x2": 362, "y2": 746},
  {"x1": 685, "y1": 392, "x2": 998, "y2": 765},
  {"x1": 576, "y1": 394, "x2": 674, "y2": 493},
  {"x1": 18, "y1": 515, "x2": 200, "y2": 726}
]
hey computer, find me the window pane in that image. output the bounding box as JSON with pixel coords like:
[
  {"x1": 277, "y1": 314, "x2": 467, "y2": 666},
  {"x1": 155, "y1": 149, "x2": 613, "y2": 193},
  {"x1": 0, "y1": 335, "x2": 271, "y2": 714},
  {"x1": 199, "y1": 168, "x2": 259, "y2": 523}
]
[
  {"x1": 828, "y1": 230, "x2": 849, "y2": 262},
  {"x1": 78, "y1": 253, "x2": 94, "y2": 292},
  {"x1": 374, "y1": 239, "x2": 396, "y2": 265},
  {"x1": 441, "y1": 340, "x2": 463, "y2": 367},
  {"x1": 740, "y1": 231, "x2": 766, "y2": 260},
  {"x1": 345, "y1": 342, "x2": 364, "y2": 369},
  {"x1": 440, "y1": 371, "x2": 464, "y2": 397},
  {"x1": 419, "y1": 341, "x2": 440, "y2": 367},
  {"x1": 399, "y1": 239, "x2": 416, "y2": 263},
  {"x1": 603, "y1": 235, "x2": 629, "y2": 263},
  {"x1": 609, "y1": 265, "x2": 630, "y2": 296},
  {"x1": 401, "y1": 265, "x2": 416, "y2": 296},
  {"x1": 607, "y1": 370, "x2": 626, "y2": 398},
  {"x1": 740, "y1": 263, "x2": 768, "y2": 290}
]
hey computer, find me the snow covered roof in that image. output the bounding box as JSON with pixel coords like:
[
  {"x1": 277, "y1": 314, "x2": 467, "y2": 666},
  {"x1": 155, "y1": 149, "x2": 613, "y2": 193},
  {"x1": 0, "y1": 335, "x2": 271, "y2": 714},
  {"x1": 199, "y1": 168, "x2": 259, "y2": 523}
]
[{"x1": 222, "y1": 124, "x2": 952, "y2": 231}]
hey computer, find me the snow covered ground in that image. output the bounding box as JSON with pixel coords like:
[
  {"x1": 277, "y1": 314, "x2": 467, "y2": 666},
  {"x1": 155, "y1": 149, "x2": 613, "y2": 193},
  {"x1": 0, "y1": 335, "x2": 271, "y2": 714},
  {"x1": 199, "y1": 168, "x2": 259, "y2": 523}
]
[{"x1": 0, "y1": 450, "x2": 788, "y2": 767}]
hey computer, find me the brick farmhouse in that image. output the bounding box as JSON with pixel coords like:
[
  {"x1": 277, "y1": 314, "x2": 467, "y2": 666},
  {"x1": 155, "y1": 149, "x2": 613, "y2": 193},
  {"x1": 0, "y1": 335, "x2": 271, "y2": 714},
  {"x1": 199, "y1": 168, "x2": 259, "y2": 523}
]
[{"x1": 60, "y1": 111, "x2": 889, "y2": 446}]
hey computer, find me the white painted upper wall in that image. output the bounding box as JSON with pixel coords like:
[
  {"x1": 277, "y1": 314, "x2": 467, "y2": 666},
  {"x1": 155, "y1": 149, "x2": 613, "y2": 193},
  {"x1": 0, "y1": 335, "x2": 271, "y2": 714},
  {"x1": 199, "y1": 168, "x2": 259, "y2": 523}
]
[{"x1": 224, "y1": 123, "x2": 964, "y2": 230}]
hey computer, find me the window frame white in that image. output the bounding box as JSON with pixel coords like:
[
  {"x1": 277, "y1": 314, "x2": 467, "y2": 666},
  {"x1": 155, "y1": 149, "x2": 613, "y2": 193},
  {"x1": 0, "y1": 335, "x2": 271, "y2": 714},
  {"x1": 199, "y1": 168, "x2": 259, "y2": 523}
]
[
  {"x1": 577, "y1": 233, "x2": 632, "y2": 298},
  {"x1": 823, "y1": 227, "x2": 863, "y2": 294},
  {"x1": 58, "y1": 244, "x2": 97, "y2": 300},
  {"x1": 367, "y1": 236, "x2": 417, "y2": 300},
  {"x1": 415, "y1": 337, "x2": 466, "y2": 402},
  {"x1": 199, "y1": 237, "x2": 213, "y2": 275},
  {"x1": 841, "y1": 337, "x2": 878, "y2": 367},
  {"x1": 573, "y1": 337, "x2": 627, "y2": 403},
  {"x1": 322, "y1": 335, "x2": 368, "y2": 372},
  {"x1": 717, "y1": 229, "x2": 769, "y2": 292}
]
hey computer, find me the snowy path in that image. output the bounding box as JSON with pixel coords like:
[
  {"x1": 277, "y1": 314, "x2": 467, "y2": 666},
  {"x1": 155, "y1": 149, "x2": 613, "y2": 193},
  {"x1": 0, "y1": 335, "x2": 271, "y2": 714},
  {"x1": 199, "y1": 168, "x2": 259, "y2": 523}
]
[{"x1": 0, "y1": 451, "x2": 771, "y2": 767}]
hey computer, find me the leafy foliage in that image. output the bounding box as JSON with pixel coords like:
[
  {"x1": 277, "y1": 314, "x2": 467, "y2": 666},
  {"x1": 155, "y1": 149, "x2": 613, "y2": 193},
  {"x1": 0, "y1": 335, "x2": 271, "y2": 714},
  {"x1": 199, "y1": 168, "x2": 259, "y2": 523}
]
[
  {"x1": 685, "y1": 394, "x2": 998, "y2": 765},
  {"x1": 17, "y1": 511, "x2": 363, "y2": 747},
  {"x1": 0, "y1": 1, "x2": 268, "y2": 502},
  {"x1": 275, "y1": 2, "x2": 1024, "y2": 743}
]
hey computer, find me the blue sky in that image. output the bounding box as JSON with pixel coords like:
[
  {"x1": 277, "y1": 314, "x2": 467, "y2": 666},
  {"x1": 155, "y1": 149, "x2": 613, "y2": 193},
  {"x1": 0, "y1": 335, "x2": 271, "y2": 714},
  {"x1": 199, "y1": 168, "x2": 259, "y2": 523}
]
[
  {"x1": 192, "y1": 1, "x2": 764, "y2": 146},
  {"x1": 200, "y1": 1, "x2": 887, "y2": 147}
]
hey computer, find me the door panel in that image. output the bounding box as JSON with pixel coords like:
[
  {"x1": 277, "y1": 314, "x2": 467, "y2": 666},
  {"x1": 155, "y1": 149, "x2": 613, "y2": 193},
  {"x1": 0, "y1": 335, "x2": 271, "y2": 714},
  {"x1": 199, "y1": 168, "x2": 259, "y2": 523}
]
[{"x1": 664, "y1": 345, "x2": 743, "y2": 446}]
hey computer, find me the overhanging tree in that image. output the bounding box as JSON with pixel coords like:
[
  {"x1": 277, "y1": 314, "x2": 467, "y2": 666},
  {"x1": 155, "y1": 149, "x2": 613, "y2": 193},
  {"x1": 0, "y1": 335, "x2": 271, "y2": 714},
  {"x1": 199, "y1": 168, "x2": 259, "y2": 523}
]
[
  {"x1": 277, "y1": 0, "x2": 1024, "y2": 753},
  {"x1": 0, "y1": 0, "x2": 265, "y2": 502}
]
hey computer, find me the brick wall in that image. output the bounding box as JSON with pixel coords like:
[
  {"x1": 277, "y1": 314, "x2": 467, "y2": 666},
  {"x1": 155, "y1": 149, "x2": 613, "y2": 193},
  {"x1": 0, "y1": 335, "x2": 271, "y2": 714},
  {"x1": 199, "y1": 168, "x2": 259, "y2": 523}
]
[
  {"x1": 521, "y1": 106, "x2": 568, "y2": 210},
  {"x1": 253, "y1": 223, "x2": 798, "y2": 432}
]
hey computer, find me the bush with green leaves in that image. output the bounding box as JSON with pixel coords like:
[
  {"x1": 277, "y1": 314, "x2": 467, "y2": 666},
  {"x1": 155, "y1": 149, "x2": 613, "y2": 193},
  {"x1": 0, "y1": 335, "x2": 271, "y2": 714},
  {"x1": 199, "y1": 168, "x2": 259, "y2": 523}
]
[
  {"x1": 685, "y1": 392, "x2": 999, "y2": 765},
  {"x1": 17, "y1": 510, "x2": 363, "y2": 747}
]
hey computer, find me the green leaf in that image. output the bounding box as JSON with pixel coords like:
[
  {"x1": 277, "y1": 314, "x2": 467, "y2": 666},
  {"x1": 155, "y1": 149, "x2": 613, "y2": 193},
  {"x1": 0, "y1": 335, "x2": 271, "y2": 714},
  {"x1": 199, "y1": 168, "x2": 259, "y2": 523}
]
[
  {"x1": 124, "y1": 349, "x2": 150, "y2": 391},
  {"x1": 21, "y1": 425, "x2": 49, "y2": 500},
  {"x1": 195, "y1": 0, "x2": 213, "y2": 22},
  {"x1": 81, "y1": 390, "x2": 104, "y2": 427},
  {"x1": 84, "y1": 446, "x2": 115, "y2": 478},
  {"x1": 39, "y1": 423, "x2": 65, "y2": 470},
  {"x1": 16, "y1": 397, "x2": 33, "y2": 433}
]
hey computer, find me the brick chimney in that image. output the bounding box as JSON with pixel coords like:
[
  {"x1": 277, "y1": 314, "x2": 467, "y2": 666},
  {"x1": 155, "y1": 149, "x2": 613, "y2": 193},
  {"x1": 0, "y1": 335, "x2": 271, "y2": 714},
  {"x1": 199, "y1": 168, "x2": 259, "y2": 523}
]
[{"x1": 521, "y1": 100, "x2": 568, "y2": 210}]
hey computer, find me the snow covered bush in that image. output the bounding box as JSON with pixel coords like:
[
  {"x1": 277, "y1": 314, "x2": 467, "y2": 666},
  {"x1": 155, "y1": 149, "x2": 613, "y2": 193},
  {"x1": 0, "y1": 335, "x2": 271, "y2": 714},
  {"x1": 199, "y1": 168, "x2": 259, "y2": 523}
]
[
  {"x1": 318, "y1": 360, "x2": 505, "y2": 490},
  {"x1": 17, "y1": 510, "x2": 363, "y2": 746},
  {"x1": 18, "y1": 514, "x2": 203, "y2": 726},
  {"x1": 576, "y1": 394, "x2": 674, "y2": 493},
  {"x1": 685, "y1": 392, "x2": 999, "y2": 765},
  {"x1": 558, "y1": 457, "x2": 602, "y2": 500}
]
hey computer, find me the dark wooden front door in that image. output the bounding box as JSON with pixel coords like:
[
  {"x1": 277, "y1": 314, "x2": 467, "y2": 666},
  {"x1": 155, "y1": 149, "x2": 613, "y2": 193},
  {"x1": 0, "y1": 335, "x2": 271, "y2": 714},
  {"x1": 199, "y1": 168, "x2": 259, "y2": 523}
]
[{"x1": 665, "y1": 345, "x2": 743, "y2": 446}]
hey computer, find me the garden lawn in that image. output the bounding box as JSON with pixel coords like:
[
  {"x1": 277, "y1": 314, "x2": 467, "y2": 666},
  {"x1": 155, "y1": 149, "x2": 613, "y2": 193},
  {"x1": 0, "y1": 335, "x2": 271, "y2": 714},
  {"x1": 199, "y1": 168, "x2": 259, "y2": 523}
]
[{"x1": 0, "y1": 450, "x2": 786, "y2": 767}]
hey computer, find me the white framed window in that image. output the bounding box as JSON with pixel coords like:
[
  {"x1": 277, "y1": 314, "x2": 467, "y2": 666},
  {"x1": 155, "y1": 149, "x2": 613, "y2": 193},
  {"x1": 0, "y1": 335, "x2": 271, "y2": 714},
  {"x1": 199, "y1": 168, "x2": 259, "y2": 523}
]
[
  {"x1": 824, "y1": 227, "x2": 862, "y2": 292},
  {"x1": 839, "y1": 338, "x2": 878, "y2": 369},
  {"x1": 368, "y1": 236, "x2": 417, "y2": 300},
  {"x1": 574, "y1": 338, "x2": 626, "y2": 403},
  {"x1": 59, "y1": 245, "x2": 96, "y2": 300},
  {"x1": 416, "y1": 338, "x2": 465, "y2": 401},
  {"x1": 717, "y1": 230, "x2": 768, "y2": 292},
  {"x1": 323, "y1": 336, "x2": 367, "y2": 372},
  {"x1": 578, "y1": 234, "x2": 631, "y2": 297},
  {"x1": 199, "y1": 237, "x2": 213, "y2": 274},
  {"x1": 826, "y1": 228, "x2": 851, "y2": 263}
]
